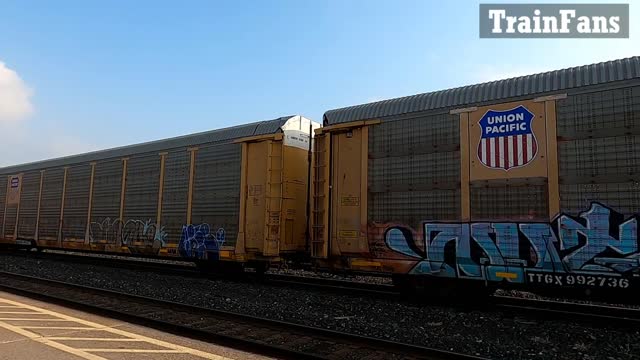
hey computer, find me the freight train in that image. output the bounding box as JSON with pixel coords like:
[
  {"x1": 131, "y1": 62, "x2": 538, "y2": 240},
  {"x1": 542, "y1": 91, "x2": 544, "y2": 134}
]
[{"x1": 1, "y1": 56, "x2": 639, "y2": 297}]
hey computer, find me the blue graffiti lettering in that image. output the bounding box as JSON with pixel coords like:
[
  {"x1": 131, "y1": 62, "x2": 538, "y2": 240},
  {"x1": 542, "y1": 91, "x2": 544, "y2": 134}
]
[
  {"x1": 384, "y1": 203, "x2": 639, "y2": 286},
  {"x1": 179, "y1": 224, "x2": 225, "y2": 260},
  {"x1": 559, "y1": 204, "x2": 637, "y2": 271}
]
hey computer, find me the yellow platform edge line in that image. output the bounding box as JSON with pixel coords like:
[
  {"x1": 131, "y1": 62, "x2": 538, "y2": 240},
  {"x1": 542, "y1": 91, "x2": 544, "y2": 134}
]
[
  {"x1": 0, "y1": 297, "x2": 236, "y2": 360},
  {"x1": 0, "y1": 318, "x2": 70, "y2": 321},
  {"x1": 0, "y1": 319, "x2": 108, "y2": 360},
  {"x1": 47, "y1": 337, "x2": 144, "y2": 341},
  {"x1": 21, "y1": 326, "x2": 97, "y2": 330},
  {"x1": 79, "y1": 349, "x2": 186, "y2": 353}
]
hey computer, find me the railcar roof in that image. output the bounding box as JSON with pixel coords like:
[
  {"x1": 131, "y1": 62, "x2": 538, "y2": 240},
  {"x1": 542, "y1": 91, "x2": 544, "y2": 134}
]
[
  {"x1": 323, "y1": 56, "x2": 640, "y2": 125},
  {"x1": 0, "y1": 116, "x2": 295, "y2": 174}
]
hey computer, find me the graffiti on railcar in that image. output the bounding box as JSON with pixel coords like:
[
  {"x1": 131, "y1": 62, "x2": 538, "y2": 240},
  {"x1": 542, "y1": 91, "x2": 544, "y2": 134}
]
[
  {"x1": 89, "y1": 218, "x2": 124, "y2": 244},
  {"x1": 89, "y1": 218, "x2": 167, "y2": 253},
  {"x1": 179, "y1": 223, "x2": 225, "y2": 260},
  {"x1": 383, "y1": 203, "x2": 638, "y2": 288}
]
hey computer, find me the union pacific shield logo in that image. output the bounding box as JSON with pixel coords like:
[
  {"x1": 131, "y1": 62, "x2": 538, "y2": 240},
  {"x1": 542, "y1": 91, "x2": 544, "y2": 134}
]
[{"x1": 477, "y1": 105, "x2": 537, "y2": 170}]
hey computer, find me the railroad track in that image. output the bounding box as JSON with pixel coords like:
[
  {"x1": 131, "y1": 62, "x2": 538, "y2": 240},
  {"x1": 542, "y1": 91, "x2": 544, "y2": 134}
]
[
  {"x1": 265, "y1": 273, "x2": 398, "y2": 297},
  {"x1": 2, "y1": 249, "x2": 201, "y2": 277},
  {"x1": 492, "y1": 295, "x2": 640, "y2": 328},
  {"x1": 1, "y1": 249, "x2": 400, "y2": 296},
  {"x1": 0, "y1": 270, "x2": 485, "y2": 360},
  {"x1": 267, "y1": 274, "x2": 640, "y2": 328},
  {"x1": 3, "y1": 249, "x2": 640, "y2": 329}
]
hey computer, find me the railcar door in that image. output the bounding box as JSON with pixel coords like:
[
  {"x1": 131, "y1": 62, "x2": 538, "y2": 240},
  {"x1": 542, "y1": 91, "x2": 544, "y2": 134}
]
[{"x1": 330, "y1": 128, "x2": 369, "y2": 255}]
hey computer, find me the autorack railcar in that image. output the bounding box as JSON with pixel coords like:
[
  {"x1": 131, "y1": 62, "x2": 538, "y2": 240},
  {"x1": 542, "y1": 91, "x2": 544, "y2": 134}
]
[
  {"x1": 0, "y1": 115, "x2": 320, "y2": 271},
  {"x1": 311, "y1": 56, "x2": 640, "y2": 295}
]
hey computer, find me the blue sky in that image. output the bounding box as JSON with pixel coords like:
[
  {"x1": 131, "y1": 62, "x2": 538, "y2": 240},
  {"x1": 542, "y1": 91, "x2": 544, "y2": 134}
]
[{"x1": 0, "y1": 0, "x2": 637, "y2": 166}]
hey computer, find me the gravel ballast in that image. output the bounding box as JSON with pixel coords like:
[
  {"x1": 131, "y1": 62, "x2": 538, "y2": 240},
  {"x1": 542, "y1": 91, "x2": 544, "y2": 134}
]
[{"x1": 0, "y1": 253, "x2": 637, "y2": 360}]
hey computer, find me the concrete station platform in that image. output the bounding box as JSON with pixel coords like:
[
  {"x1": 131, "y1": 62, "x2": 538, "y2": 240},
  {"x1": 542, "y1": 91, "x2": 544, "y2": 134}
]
[{"x1": 0, "y1": 291, "x2": 273, "y2": 360}]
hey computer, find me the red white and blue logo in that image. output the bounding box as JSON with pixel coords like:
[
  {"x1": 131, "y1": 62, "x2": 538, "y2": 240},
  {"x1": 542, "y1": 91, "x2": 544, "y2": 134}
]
[{"x1": 477, "y1": 105, "x2": 537, "y2": 170}]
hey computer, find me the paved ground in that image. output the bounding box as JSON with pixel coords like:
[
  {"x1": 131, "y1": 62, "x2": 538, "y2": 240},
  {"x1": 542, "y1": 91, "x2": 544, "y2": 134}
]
[{"x1": 0, "y1": 290, "x2": 274, "y2": 360}]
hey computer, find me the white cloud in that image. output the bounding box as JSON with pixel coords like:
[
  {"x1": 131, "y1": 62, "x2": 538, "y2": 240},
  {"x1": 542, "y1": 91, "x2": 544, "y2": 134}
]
[
  {"x1": 0, "y1": 60, "x2": 99, "y2": 168},
  {"x1": 0, "y1": 61, "x2": 34, "y2": 123}
]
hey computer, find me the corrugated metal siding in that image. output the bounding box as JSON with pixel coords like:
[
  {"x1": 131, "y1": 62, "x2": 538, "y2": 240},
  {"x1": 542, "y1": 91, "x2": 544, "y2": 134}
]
[
  {"x1": 368, "y1": 113, "x2": 461, "y2": 225},
  {"x1": 161, "y1": 149, "x2": 190, "y2": 246},
  {"x1": 556, "y1": 86, "x2": 640, "y2": 138},
  {"x1": 369, "y1": 152, "x2": 460, "y2": 192},
  {"x1": 0, "y1": 116, "x2": 293, "y2": 174},
  {"x1": 117, "y1": 154, "x2": 162, "y2": 251},
  {"x1": 38, "y1": 168, "x2": 65, "y2": 239},
  {"x1": 560, "y1": 183, "x2": 640, "y2": 216},
  {"x1": 324, "y1": 57, "x2": 640, "y2": 125},
  {"x1": 369, "y1": 191, "x2": 460, "y2": 224},
  {"x1": 557, "y1": 85, "x2": 640, "y2": 216},
  {"x1": 191, "y1": 143, "x2": 242, "y2": 247},
  {"x1": 89, "y1": 159, "x2": 123, "y2": 244},
  {"x1": 4, "y1": 207, "x2": 17, "y2": 238},
  {"x1": 254, "y1": 120, "x2": 288, "y2": 134},
  {"x1": 558, "y1": 135, "x2": 640, "y2": 181},
  {"x1": 123, "y1": 154, "x2": 161, "y2": 222},
  {"x1": 17, "y1": 171, "x2": 41, "y2": 239},
  {"x1": 62, "y1": 164, "x2": 91, "y2": 241},
  {"x1": 90, "y1": 160, "x2": 123, "y2": 225},
  {"x1": 470, "y1": 182, "x2": 549, "y2": 220}
]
